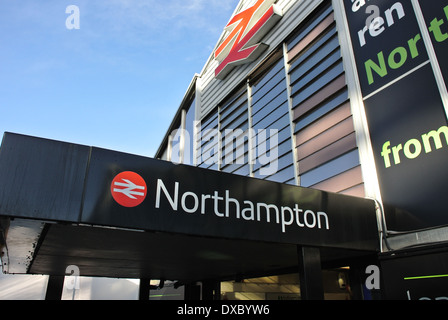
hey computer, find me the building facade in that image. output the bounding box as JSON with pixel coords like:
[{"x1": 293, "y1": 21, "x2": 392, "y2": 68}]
[
  {"x1": 1, "y1": 0, "x2": 447, "y2": 301},
  {"x1": 156, "y1": 0, "x2": 448, "y2": 300}
]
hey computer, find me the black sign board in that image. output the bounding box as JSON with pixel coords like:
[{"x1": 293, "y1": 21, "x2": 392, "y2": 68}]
[
  {"x1": 343, "y1": 0, "x2": 427, "y2": 96},
  {"x1": 380, "y1": 246, "x2": 448, "y2": 300},
  {"x1": 419, "y1": 1, "x2": 448, "y2": 90},
  {"x1": 0, "y1": 132, "x2": 379, "y2": 252},
  {"x1": 343, "y1": 0, "x2": 448, "y2": 231},
  {"x1": 81, "y1": 147, "x2": 378, "y2": 250}
]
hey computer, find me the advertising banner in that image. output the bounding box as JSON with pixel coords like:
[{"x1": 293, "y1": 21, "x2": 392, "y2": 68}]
[
  {"x1": 343, "y1": 0, "x2": 448, "y2": 231},
  {"x1": 380, "y1": 247, "x2": 448, "y2": 300},
  {"x1": 419, "y1": 1, "x2": 448, "y2": 90}
]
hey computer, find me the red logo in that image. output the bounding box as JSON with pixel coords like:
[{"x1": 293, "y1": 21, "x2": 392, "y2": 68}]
[
  {"x1": 214, "y1": 0, "x2": 282, "y2": 79},
  {"x1": 111, "y1": 171, "x2": 147, "y2": 208}
]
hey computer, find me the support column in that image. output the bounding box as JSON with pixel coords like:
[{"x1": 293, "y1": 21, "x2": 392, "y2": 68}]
[
  {"x1": 139, "y1": 278, "x2": 150, "y2": 300},
  {"x1": 349, "y1": 257, "x2": 382, "y2": 300},
  {"x1": 184, "y1": 283, "x2": 201, "y2": 300},
  {"x1": 297, "y1": 246, "x2": 324, "y2": 300},
  {"x1": 202, "y1": 281, "x2": 220, "y2": 300},
  {"x1": 45, "y1": 275, "x2": 65, "y2": 300}
]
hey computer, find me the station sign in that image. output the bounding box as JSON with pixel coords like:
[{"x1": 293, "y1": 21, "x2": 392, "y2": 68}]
[
  {"x1": 111, "y1": 171, "x2": 147, "y2": 208},
  {"x1": 214, "y1": 0, "x2": 282, "y2": 79},
  {"x1": 0, "y1": 133, "x2": 379, "y2": 252},
  {"x1": 81, "y1": 146, "x2": 378, "y2": 251}
]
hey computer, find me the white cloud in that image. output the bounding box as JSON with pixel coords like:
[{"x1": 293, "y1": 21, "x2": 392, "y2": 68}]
[
  {"x1": 63, "y1": 0, "x2": 239, "y2": 70},
  {"x1": 84, "y1": 0, "x2": 236, "y2": 39}
]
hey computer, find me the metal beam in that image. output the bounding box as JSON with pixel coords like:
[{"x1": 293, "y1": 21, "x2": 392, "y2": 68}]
[{"x1": 297, "y1": 246, "x2": 324, "y2": 300}]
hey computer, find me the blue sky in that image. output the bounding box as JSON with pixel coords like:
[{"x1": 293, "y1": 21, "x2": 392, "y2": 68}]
[{"x1": 0, "y1": 0, "x2": 239, "y2": 157}]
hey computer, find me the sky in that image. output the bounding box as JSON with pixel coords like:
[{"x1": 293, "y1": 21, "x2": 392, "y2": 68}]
[
  {"x1": 0, "y1": 0, "x2": 240, "y2": 157},
  {"x1": 0, "y1": 1, "x2": 241, "y2": 299}
]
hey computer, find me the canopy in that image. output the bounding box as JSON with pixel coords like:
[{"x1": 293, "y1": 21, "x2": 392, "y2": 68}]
[{"x1": 0, "y1": 133, "x2": 379, "y2": 282}]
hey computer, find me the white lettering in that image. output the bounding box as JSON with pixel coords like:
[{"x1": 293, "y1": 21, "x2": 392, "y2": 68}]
[
  {"x1": 256, "y1": 129, "x2": 279, "y2": 175},
  {"x1": 181, "y1": 191, "x2": 199, "y2": 213},
  {"x1": 221, "y1": 304, "x2": 270, "y2": 315},
  {"x1": 170, "y1": 128, "x2": 188, "y2": 165},
  {"x1": 212, "y1": 191, "x2": 224, "y2": 217},
  {"x1": 281, "y1": 206, "x2": 294, "y2": 233},
  {"x1": 201, "y1": 194, "x2": 211, "y2": 214},
  {"x1": 242, "y1": 200, "x2": 255, "y2": 221},
  {"x1": 155, "y1": 179, "x2": 178, "y2": 210},
  {"x1": 65, "y1": 5, "x2": 80, "y2": 30},
  {"x1": 154, "y1": 180, "x2": 331, "y2": 233},
  {"x1": 194, "y1": 121, "x2": 279, "y2": 177},
  {"x1": 257, "y1": 203, "x2": 279, "y2": 223},
  {"x1": 351, "y1": 0, "x2": 367, "y2": 13},
  {"x1": 65, "y1": 265, "x2": 80, "y2": 290},
  {"x1": 365, "y1": 265, "x2": 380, "y2": 290},
  {"x1": 178, "y1": 304, "x2": 212, "y2": 317},
  {"x1": 304, "y1": 210, "x2": 316, "y2": 228},
  {"x1": 385, "y1": 2, "x2": 406, "y2": 27},
  {"x1": 317, "y1": 211, "x2": 330, "y2": 229},
  {"x1": 294, "y1": 204, "x2": 304, "y2": 227},
  {"x1": 225, "y1": 190, "x2": 240, "y2": 218},
  {"x1": 407, "y1": 290, "x2": 448, "y2": 300},
  {"x1": 224, "y1": 128, "x2": 249, "y2": 165},
  {"x1": 357, "y1": 2, "x2": 405, "y2": 47}
]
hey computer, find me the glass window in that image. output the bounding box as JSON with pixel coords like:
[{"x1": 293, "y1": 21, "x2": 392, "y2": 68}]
[
  {"x1": 169, "y1": 96, "x2": 195, "y2": 165},
  {"x1": 184, "y1": 97, "x2": 196, "y2": 166},
  {"x1": 197, "y1": 112, "x2": 219, "y2": 171}
]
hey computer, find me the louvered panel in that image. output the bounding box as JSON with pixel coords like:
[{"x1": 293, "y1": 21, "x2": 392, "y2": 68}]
[
  {"x1": 296, "y1": 116, "x2": 355, "y2": 160},
  {"x1": 199, "y1": 0, "x2": 324, "y2": 120},
  {"x1": 291, "y1": 61, "x2": 345, "y2": 110},
  {"x1": 252, "y1": 62, "x2": 285, "y2": 104},
  {"x1": 298, "y1": 132, "x2": 357, "y2": 173},
  {"x1": 292, "y1": 74, "x2": 347, "y2": 120},
  {"x1": 253, "y1": 103, "x2": 290, "y2": 132},
  {"x1": 339, "y1": 184, "x2": 365, "y2": 198},
  {"x1": 250, "y1": 58, "x2": 295, "y2": 184},
  {"x1": 254, "y1": 155, "x2": 295, "y2": 183},
  {"x1": 286, "y1": 4, "x2": 365, "y2": 197},
  {"x1": 197, "y1": 112, "x2": 219, "y2": 171},
  {"x1": 220, "y1": 87, "x2": 250, "y2": 176},
  {"x1": 253, "y1": 88, "x2": 288, "y2": 125},
  {"x1": 254, "y1": 138, "x2": 293, "y2": 170},
  {"x1": 287, "y1": 5, "x2": 334, "y2": 52},
  {"x1": 287, "y1": 12, "x2": 335, "y2": 61},
  {"x1": 290, "y1": 43, "x2": 341, "y2": 90},
  {"x1": 295, "y1": 102, "x2": 352, "y2": 142},
  {"x1": 300, "y1": 150, "x2": 360, "y2": 187},
  {"x1": 310, "y1": 166, "x2": 364, "y2": 194},
  {"x1": 192, "y1": 2, "x2": 366, "y2": 195}
]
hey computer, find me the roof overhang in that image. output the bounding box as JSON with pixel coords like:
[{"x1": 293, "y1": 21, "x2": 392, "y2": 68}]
[{"x1": 0, "y1": 132, "x2": 379, "y2": 282}]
